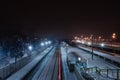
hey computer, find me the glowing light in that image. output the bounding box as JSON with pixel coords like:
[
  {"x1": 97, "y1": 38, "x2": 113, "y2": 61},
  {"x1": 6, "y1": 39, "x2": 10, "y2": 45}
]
[
  {"x1": 87, "y1": 42, "x2": 91, "y2": 45},
  {"x1": 81, "y1": 35, "x2": 83, "y2": 38},
  {"x1": 28, "y1": 45, "x2": 33, "y2": 51},
  {"x1": 112, "y1": 33, "x2": 116, "y2": 39},
  {"x1": 100, "y1": 43, "x2": 105, "y2": 47},
  {"x1": 74, "y1": 36, "x2": 78, "y2": 40},
  {"x1": 45, "y1": 41, "x2": 48, "y2": 45},
  {"x1": 113, "y1": 33, "x2": 116, "y2": 36},
  {"x1": 41, "y1": 42, "x2": 44, "y2": 46},
  {"x1": 78, "y1": 57, "x2": 81, "y2": 61},
  {"x1": 48, "y1": 41, "x2": 51, "y2": 44},
  {"x1": 99, "y1": 36, "x2": 101, "y2": 39},
  {"x1": 76, "y1": 40, "x2": 81, "y2": 43},
  {"x1": 81, "y1": 41, "x2": 85, "y2": 44}
]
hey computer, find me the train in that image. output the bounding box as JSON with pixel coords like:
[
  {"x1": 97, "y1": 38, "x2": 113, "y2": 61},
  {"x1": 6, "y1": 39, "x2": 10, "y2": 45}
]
[
  {"x1": 66, "y1": 52, "x2": 88, "y2": 72},
  {"x1": 66, "y1": 52, "x2": 95, "y2": 80},
  {"x1": 66, "y1": 53, "x2": 76, "y2": 72}
]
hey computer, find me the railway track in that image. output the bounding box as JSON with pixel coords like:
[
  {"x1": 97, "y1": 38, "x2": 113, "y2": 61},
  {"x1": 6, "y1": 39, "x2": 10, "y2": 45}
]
[{"x1": 23, "y1": 47, "x2": 62, "y2": 80}]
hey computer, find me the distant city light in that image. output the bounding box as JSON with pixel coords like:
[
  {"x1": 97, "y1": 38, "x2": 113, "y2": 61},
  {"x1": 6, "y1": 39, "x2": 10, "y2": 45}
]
[
  {"x1": 76, "y1": 40, "x2": 81, "y2": 43},
  {"x1": 48, "y1": 41, "x2": 51, "y2": 44},
  {"x1": 74, "y1": 36, "x2": 79, "y2": 40},
  {"x1": 87, "y1": 42, "x2": 91, "y2": 45},
  {"x1": 99, "y1": 36, "x2": 101, "y2": 39},
  {"x1": 81, "y1": 40, "x2": 85, "y2": 44},
  {"x1": 81, "y1": 35, "x2": 83, "y2": 38},
  {"x1": 112, "y1": 33, "x2": 116, "y2": 39},
  {"x1": 113, "y1": 33, "x2": 116, "y2": 36},
  {"x1": 45, "y1": 41, "x2": 48, "y2": 45}
]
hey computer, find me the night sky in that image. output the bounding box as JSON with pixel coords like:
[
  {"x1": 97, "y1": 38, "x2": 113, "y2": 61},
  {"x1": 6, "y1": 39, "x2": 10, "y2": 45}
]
[{"x1": 0, "y1": 1, "x2": 120, "y2": 39}]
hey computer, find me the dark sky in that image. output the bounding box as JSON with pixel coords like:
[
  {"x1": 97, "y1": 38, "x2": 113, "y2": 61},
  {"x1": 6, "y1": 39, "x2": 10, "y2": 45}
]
[{"x1": 0, "y1": 1, "x2": 120, "y2": 39}]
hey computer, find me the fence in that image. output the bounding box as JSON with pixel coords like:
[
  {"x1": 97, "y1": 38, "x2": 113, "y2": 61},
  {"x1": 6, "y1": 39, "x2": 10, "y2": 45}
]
[
  {"x1": 84, "y1": 67, "x2": 120, "y2": 80},
  {"x1": 0, "y1": 48, "x2": 43, "y2": 79}
]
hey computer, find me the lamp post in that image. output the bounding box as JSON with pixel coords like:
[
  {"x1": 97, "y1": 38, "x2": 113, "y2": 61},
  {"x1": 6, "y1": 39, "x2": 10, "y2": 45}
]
[
  {"x1": 28, "y1": 45, "x2": 32, "y2": 51},
  {"x1": 27, "y1": 45, "x2": 33, "y2": 56},
  {"x1": 111, "y1": 33, "x2": 116, "y2": 53},
  {"x1": 100, "y1": 43, "x2": 105, "y2": 49},
  {"x1": 112, "y1": 33, "x2": 116, "y2": 39},
  {"x1": 111, "y1": 33, "x2": 116, "y2": 47},
  {"x1": 40, "y1": 42, "x2": 45, "y2": 47},
  {"x1": 91, "y1": 35, "x2": 94, "y2": 60}
]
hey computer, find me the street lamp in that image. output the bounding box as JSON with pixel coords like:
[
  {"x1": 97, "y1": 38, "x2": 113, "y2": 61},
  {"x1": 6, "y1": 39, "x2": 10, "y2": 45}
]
[
  {"x1": 100, "y1": 43, "x2": 105, "y2": 47},
  {"x1": 98, "y1": 36, "x2": 101, "y2": 41},
  {"x1": 76, "y1": 57, "x2": 81, "y2": 63},
  {"x1": 78, "y1": 57, "x2": 81, "y2": 61},
  {"x1": 48, "y1": 41, "x2": 51, "y2": 44},
  {"x1": 40, "y1": 42, "x2": 45, "y2": 46},
  {"x1": 45, "y1": 41, "x2": 48, "y2": 45},
  {"x1": 111, "y1": 33, "x2": 116, "y2": 53},
  {"x1": 111, "y1": 33, "x2": 116, "y2": 46},
  {"x1": 28, "y1": 45, "x2": 33, "y2": 51},
  {"x1": 100, "y1": 43, "x2": 105, "y2": 50},
  {"x1": 87, "y1": 42, "x2": 92, "y2": 46},
  {"x1": 81, "y1": 40, "x2": 85, "y2": 44},
  {"x1": 91, "y1": 35, "x2": 94, "y2": 60},
  {"x1": 112, "y1": 33, "x2": 116, "y2": 39}
]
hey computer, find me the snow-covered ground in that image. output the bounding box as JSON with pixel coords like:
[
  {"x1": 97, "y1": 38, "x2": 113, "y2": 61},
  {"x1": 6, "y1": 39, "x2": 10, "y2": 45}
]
[{"x1": 67, "y1": 46, "x2": 120, "y2": 79}]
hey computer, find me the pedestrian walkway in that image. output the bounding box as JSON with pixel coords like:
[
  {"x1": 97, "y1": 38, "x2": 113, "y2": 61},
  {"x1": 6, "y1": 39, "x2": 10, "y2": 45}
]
[
  {"x1": 61, "y1": 46, "x2": 77, "y2": 80},
  {"x1": 79, "y1": 46, "x2": 120, "y2": 64},
  {"x1": 67, "y1": 46, "x2": 120, "y2": 79}
]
